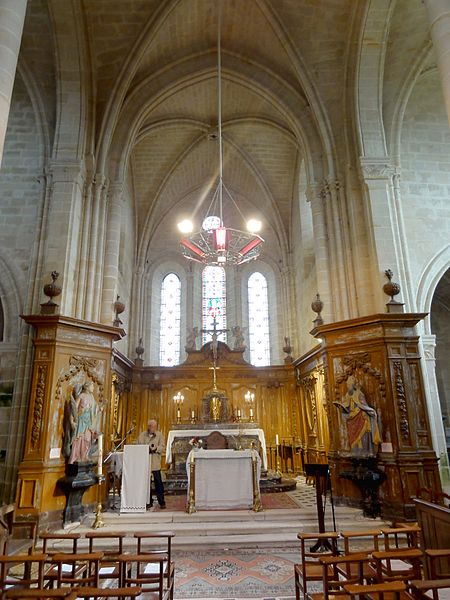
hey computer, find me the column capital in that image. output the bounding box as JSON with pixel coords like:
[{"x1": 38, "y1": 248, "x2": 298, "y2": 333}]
[
  {"x1": 422, "y1": 333, "x2": 437, "y2": 360},
  {"x1": 47, "y1": 160, "x2": 86, "y2": 185},
  {"x1": 359, "y1": 157, "x2": 397, "y2": 180}
]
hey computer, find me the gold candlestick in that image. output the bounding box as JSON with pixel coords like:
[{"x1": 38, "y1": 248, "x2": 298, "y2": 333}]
[
  {"x1": 174, "y1": 391, "x2": 184, "y2": 424},
  {"x1": 275, "y1": 435, "x2": 282, "y2": 477},
  {"x1": 92, "y1": 473, "x2": 105, "y2": 529}
]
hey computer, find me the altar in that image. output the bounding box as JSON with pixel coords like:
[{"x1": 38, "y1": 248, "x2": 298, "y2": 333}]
[
  {"x1": 186, "y1": 448, "x2": 262, "y2": 511},
  {"x1": 166, "y1": 427, "x2": 268, "y2": 470}
]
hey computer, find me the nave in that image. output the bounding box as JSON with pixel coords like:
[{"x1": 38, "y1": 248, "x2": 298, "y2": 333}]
[{"x1": 1, "y1": 477, "x2": 449, "y2": 599}]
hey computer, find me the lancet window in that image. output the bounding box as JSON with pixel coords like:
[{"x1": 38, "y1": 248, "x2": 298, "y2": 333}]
[
  {"x1": 159, "y1": 273, "x2": 181, "y2": 366},
  {"x1": 248, "y1": 271, "x2": 270, "y2": 366},
  {"x1": 202, "y1": 266, "x2": 227, "y2": 345}
]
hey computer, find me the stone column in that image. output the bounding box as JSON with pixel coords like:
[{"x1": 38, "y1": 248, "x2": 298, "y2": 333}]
[
  {"x1": 0, "y1": 0, "x2": 27, "y2": 167},
  {"x1": 424, "y1": 0, "x2": 450, "y2": 126},
  {"x1": 306, "y1": 184, "x2": 333, "y2": 322},
  {"x1": 100, "y1": 182, "x2": 123, "y2": 324},
  {"x1": 359, "y1": 159, "x2": 404, "y2": 311}
]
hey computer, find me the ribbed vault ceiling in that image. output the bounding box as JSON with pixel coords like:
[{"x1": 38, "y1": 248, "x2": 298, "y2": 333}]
[{"x1": 20, "y1": 0, "x2": 433, "y2": 267}]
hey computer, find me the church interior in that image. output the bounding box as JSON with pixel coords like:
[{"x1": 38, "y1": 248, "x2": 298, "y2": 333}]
[{"x1": 0, "y1": 0, "x2": 450, "y2": 597}]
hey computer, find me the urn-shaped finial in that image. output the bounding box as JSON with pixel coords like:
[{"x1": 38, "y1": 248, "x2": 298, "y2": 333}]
[
  {"x1": 41, "y1": 271, "x2": 62, "y2": 314},
  {"x1": 136, "y1": 337, "x2": 144, "y2": 358},
  {"x1": 311, "y1": 293, "x2": 324, "y2": 327},
  {"x1": 383, "y1": 269, "x2": 404, "y2": 313},
  {"x1": 113, "y1": 295, "x2": 125, "y2": 327}
]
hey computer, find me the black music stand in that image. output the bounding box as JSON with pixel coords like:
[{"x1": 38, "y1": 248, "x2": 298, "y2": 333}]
[
  {"x1": 304, "y1": 463, "x2": 336, "y2": 552},
  {"x1": 104, "y1": 432, "x2": 130, "y2": 512}
]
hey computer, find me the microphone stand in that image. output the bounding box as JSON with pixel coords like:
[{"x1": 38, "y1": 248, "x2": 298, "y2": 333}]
[{"x1": 105, "y1": 429, "x2": 134, "y2": 512}]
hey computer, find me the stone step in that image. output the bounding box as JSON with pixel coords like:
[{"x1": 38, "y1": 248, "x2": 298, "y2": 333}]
[{"x1": 50, "y1": 505, "x2": 388, "y2": 551}]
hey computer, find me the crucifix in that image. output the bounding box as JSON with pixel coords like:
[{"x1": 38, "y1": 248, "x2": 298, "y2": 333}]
[{"x1": 201, "y1": 315, "x2": 229, "y2": 389}]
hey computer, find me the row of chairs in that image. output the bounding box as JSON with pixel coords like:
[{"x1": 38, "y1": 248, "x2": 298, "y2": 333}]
[
  {"x1": 1, "y1": 530, "x2": 175, "y2": 600},
  {"x1": 294, "y1": 525, "x2": 450, "y2": 600}
]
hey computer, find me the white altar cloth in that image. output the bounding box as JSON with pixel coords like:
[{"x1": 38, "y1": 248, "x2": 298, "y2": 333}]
[
  {"x1": 166, "y1": 428, "x2": 267, "y2": 469},
  {"x1": 120, "y1": 445, "x2": 151, "y2": 513},
  {"x1": 190, "y1": 449, "x2": 256, "y2": 510}
]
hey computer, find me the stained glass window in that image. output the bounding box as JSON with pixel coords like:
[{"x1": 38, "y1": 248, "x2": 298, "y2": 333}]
[
  {"x1": 248, "y1": 272, "x2": 270, "y2": 365},
  {"x1": 202, "y1": 266, "x2": 226, "y2": 345},
  {"x1": 159, "y1": 273, "x2": 181, "y2": 366}
]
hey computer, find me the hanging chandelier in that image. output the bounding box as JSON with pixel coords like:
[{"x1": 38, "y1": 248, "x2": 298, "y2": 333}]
[{"x1": 177, "y1": 3, "x2": 264, "y2": 266}]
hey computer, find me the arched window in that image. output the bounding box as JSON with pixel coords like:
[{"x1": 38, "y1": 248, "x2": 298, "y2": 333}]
[
  {"x1": 159, "y1": 273, "x2": 181, "y2": 366},
  {"x1": 248, "y1": 272, "x2": 270, "y2": 365},
  {"x1": 202, "y1": 266, "x2": 226, "y2": 345}
]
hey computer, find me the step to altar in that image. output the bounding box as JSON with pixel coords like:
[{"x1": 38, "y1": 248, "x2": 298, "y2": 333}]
[{"x1": 54, "y1": 504, "x2": 388, "y2": 550}]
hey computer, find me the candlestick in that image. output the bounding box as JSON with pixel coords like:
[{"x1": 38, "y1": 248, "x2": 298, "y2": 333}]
[
  {"x1": 237, "y1": 409, "x2": 241, "y2": 420},
  {"x1": 191, "y1": 410, "x2": 195, "y2": 419},
  {"x1": 275, "y1": 434, "x2": 279, "y2": 446},
  {"x1": 249, "y1": 407, "x2": 254, "y2": 421},
  {"x1": 97, "y1": 433, "x2": 103, "y2": 476}
]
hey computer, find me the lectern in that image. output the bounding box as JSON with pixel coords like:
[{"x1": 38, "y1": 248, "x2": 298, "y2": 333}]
[
  {"x1": 304, "y1": 463, "x2": 336, "y2": 552},
  {"x1": 120, "y1": 445, "x2": 150, "y2": 513}
]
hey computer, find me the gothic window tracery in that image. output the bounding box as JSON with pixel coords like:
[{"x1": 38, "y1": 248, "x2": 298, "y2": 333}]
[
  {"x1": 248, "y1": 272, "x2": 270, "y2": 366},
  {"x1": 202, "y1": 266, "x2": 226, "y2": 345},
  {"x1": 159, "y1": 273, "x2": 181, "y2": 366}
]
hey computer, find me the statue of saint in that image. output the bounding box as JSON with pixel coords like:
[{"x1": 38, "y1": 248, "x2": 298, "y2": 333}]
[
  {"x1": 185, "y1": 327, "x2": 199, "y2": 351},
  {"x1": 68, "y1": 380, "x2": 100, "y2": 464},
  {"x1": 63, "y1": 383, "x2": 82, "y2": 458},
  {"x1": 232, "y1": 325, "x2": 246, "y2": 351},
  {"x1": 334, "y1": 375, "x2": 381, "y2": 456}
]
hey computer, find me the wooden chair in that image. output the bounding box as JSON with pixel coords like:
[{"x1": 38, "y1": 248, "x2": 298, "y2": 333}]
[
  {"x1": 0, "y1": 553, "x2": 47, "y2": 592},
  {"x1": 119, "y1": 553, "x2": 174, "y2": 600},
  {"x1": 381, "y1": 526, "x2": 421, "y2": 551},
  {"x1": 5, "y1": 589, "x2": 77, "y2": 599},
  {"x1": 0, "y1": 504, "x2": 38, "y2": 556},
  {"x1": 40, "y1": 532, "x2": 82, "y2": 588},
  {"x1": 369, "y1": 549, "x2": 423, "y2": 585},
  {"x1": 339, "y1": 529, "x2": 381, "y2": 581},
  {"x1": 425, "y1": 549, "x2": 450, "y2": 580},
  {"x1": 308, "y1": 553, "x2": 371, "y2": 600},
  {"x1": 294, "y1": 532, "x2": 339, "y2": 600},
  {"x1": 340, "y1": 529, "x2": 381, "y2": 555},
  {"x1": 85, "y1": 531, "x2": 126, "y2": 582},
  {"x1": 344, "y1": 581, "x2": 410, "y2": 600},
  {"x1": 74, "y1": 587, "x2": 142, "y2": 599},
  {"x1": 410, "y1": 578, "x2": 450, "y2": 600},
  {"x1": 133, "y1": 531, "x2": 175, "y2": 593},
  {"x1": 50, "y1": 552, "x2": 103, "y2": 588}
]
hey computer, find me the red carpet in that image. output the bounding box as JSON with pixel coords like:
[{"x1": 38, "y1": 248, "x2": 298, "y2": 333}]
[{"x1": 162, "y1": 492, "x2": 298, "y2": 512}]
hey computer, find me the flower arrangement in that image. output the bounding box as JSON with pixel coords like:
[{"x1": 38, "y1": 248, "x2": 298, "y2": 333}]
[{"x1": 189, "y1": 436, "x2": 203, "y2": 447}]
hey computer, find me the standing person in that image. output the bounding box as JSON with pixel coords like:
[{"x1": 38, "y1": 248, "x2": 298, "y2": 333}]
[{"x1": 137, "y1": 419, "x2": 166, "y2": 509}]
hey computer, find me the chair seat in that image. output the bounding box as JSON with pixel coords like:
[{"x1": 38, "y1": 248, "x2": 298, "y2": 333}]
[{"x1": 295, "y1": 562, "x2": 332, "y2": 580}]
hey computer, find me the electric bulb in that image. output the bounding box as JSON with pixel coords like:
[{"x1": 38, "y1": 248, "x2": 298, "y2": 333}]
[
  {"x1": 178, "y1": 219, "x2": 193, "y2": 234},
  {"x1": 247, "y1": 219, "x2": 262, "y2": 233}
]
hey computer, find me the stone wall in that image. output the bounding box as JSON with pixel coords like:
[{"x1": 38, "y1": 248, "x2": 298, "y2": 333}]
[{"x1": 400, "y1": 70, "x2": 450, "y2": 294}]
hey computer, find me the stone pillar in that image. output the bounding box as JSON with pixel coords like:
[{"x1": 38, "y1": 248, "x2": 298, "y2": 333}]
[
  {"x1": 42, "y1": 161, "x2": 86, "y2": 317},
  {"x1": 313, "y1": 312, "x2": 442, "y2": 521},
  {"x1": 100, "y1": 182, "x2": 123, "y2": 324},
  {"x1": 359, "y1": 159, "x2": 404, "y2": 311},
  {"x1": 0, "y1": 0, "x2": 27, "y2": 167},
  {"x1": 16, "y1": 313, "x2": 123, "y2": 526},
  {"x1": 424, "y1": 0, "x2": 450, "y2": 126},
  {"x1": 421, "y1": 333, "x2": 450, "y2": 484},
  {"x1": 306, "y1": 184, "x2": 333, "y2": 322}
]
